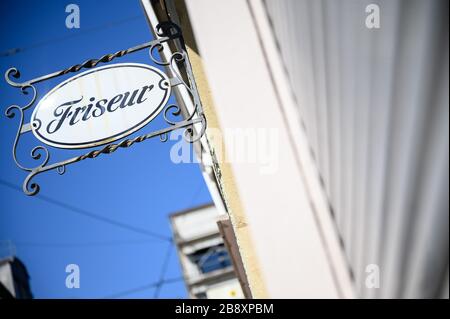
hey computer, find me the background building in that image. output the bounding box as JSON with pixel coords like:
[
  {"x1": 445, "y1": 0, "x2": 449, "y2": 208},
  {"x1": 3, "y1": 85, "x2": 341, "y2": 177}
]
[
  {"x1": 144, "y1": 0, "x2": 449, "y2": 299},
  {"x1": 0, "y1": 256, "x2": 33, "y2": 299},
  {"x1": 170, "y1": 204, "x2": 246, "y2": 299}
]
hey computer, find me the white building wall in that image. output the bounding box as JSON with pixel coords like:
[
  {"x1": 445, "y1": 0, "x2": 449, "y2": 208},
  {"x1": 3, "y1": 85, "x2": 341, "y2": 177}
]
[
  {"x1": 172, "y1": 206, "x2": 221, "y2": 241},
  {"x1": 263, "y1": 0, "x2": 449, "y2": 298},
  {"x1": 183, "y1": 0, "x2": 448, "y2": 299},
  {"x1": 184, "y1": 0, "x2": 351, "y2": 298}
]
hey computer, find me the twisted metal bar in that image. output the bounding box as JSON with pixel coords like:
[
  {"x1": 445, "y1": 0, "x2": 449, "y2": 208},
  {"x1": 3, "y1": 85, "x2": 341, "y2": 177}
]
[
  {"x1": 79, "y1": 118, "x2": 204, "y2": 161},
  {"x1": 22, "y1": 116, "x2": 205, "y2": 196},
  {"x1": 58, "y1": 50, "x2": 129, "y2": 75},
  {"x1": 6, "y1": 22, "x2": 183, "y2": 88},
  {"x1": 5, "y1": 36, "x2": 173, "y2": 88}
]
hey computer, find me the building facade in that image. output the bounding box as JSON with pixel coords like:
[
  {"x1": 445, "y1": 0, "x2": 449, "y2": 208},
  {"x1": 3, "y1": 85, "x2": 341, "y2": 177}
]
[
  {"x1": 170, "y1": 204, "x2": 245, "y2": 299},
  {"x1": 0, "y1": 256, "x2": 33, "y2": 299},
  {"x1": 144, "y1": 0, "x2": 449, "y2": 299}
]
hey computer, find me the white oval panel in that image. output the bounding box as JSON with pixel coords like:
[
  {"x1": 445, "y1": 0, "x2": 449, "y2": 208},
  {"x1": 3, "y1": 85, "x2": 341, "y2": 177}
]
[{"x1": 31, "y1": 63, "x2": 171, "y2": 149}]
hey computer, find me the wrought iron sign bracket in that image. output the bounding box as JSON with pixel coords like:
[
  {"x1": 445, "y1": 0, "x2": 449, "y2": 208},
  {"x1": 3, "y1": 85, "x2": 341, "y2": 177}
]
[{"x1": 4, "y1": 22, "x2": 206, "y2": 196}]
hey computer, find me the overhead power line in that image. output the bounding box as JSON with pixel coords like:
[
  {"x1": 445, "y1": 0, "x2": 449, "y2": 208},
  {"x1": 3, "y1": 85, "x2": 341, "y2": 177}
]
[
  {"x1": 154, "y1": 242, "x2": 174, "y2": 298},
  {"x1": 0, "y1": 15, "x2": 142, "y2": 57},
  {"x1": 0, "y1": 179, "x2": 171, "y2": 242},
  {"x1": 104, "y1": 276, "x2": 184, "y2": 299},
  {"x1": 13, "y1": 239, "x2": 161, "y2": 248}
]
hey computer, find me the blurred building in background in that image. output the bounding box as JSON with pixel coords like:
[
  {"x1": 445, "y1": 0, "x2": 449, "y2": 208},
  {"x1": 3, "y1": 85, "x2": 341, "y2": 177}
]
[
  {"x1": 0, "y1": 256, "x2": 33, "y2": 299},
  {"x1": 170, "y1": 204, "x2": 247, "y2": 299},
  {"x1": 144, "y1": 0, "x2": 449, "y2": 299}
]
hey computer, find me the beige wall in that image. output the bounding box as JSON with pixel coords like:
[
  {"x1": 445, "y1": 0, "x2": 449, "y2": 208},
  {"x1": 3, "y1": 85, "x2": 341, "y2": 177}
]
[{"x1": 182, "y1": 0, "x2": 352, "y2": 298}]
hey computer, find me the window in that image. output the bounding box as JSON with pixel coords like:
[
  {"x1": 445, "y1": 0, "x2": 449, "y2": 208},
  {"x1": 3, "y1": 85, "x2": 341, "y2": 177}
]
[{"x1": 188, "y1": 244, "x2": 232, "y2": 274}]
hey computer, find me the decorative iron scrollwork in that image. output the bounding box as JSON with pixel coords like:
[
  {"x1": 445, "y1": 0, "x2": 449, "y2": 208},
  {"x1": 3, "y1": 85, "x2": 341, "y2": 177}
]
[{"x1": 4, "y1": 22, "x2": 206, "y2": 196}]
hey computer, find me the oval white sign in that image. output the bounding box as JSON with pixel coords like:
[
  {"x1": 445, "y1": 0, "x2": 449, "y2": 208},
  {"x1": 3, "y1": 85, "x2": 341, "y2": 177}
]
[{"x1": 31, "y1": 63, "x2": 171, "y2": 149}]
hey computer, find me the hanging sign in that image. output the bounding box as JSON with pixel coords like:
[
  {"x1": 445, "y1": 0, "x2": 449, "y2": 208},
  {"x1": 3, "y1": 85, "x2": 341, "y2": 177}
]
[
  {"x1": 4, "y1": 22, "x2": 206, "y2": 196},
  {"x1": 31, "y1": 63, "x2": 171, "y2": 149}
]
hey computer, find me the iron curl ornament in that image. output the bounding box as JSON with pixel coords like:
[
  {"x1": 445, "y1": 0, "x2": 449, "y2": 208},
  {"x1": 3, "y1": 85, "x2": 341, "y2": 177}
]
[{"x1": 3, "y1": 22, "x2": 206, "y2": 196}]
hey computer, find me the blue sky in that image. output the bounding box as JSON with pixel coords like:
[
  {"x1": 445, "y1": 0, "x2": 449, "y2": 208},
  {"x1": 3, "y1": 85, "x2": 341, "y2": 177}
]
[{"x1": 0, "y1": 0, "x2": 211, "y2": 298}]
